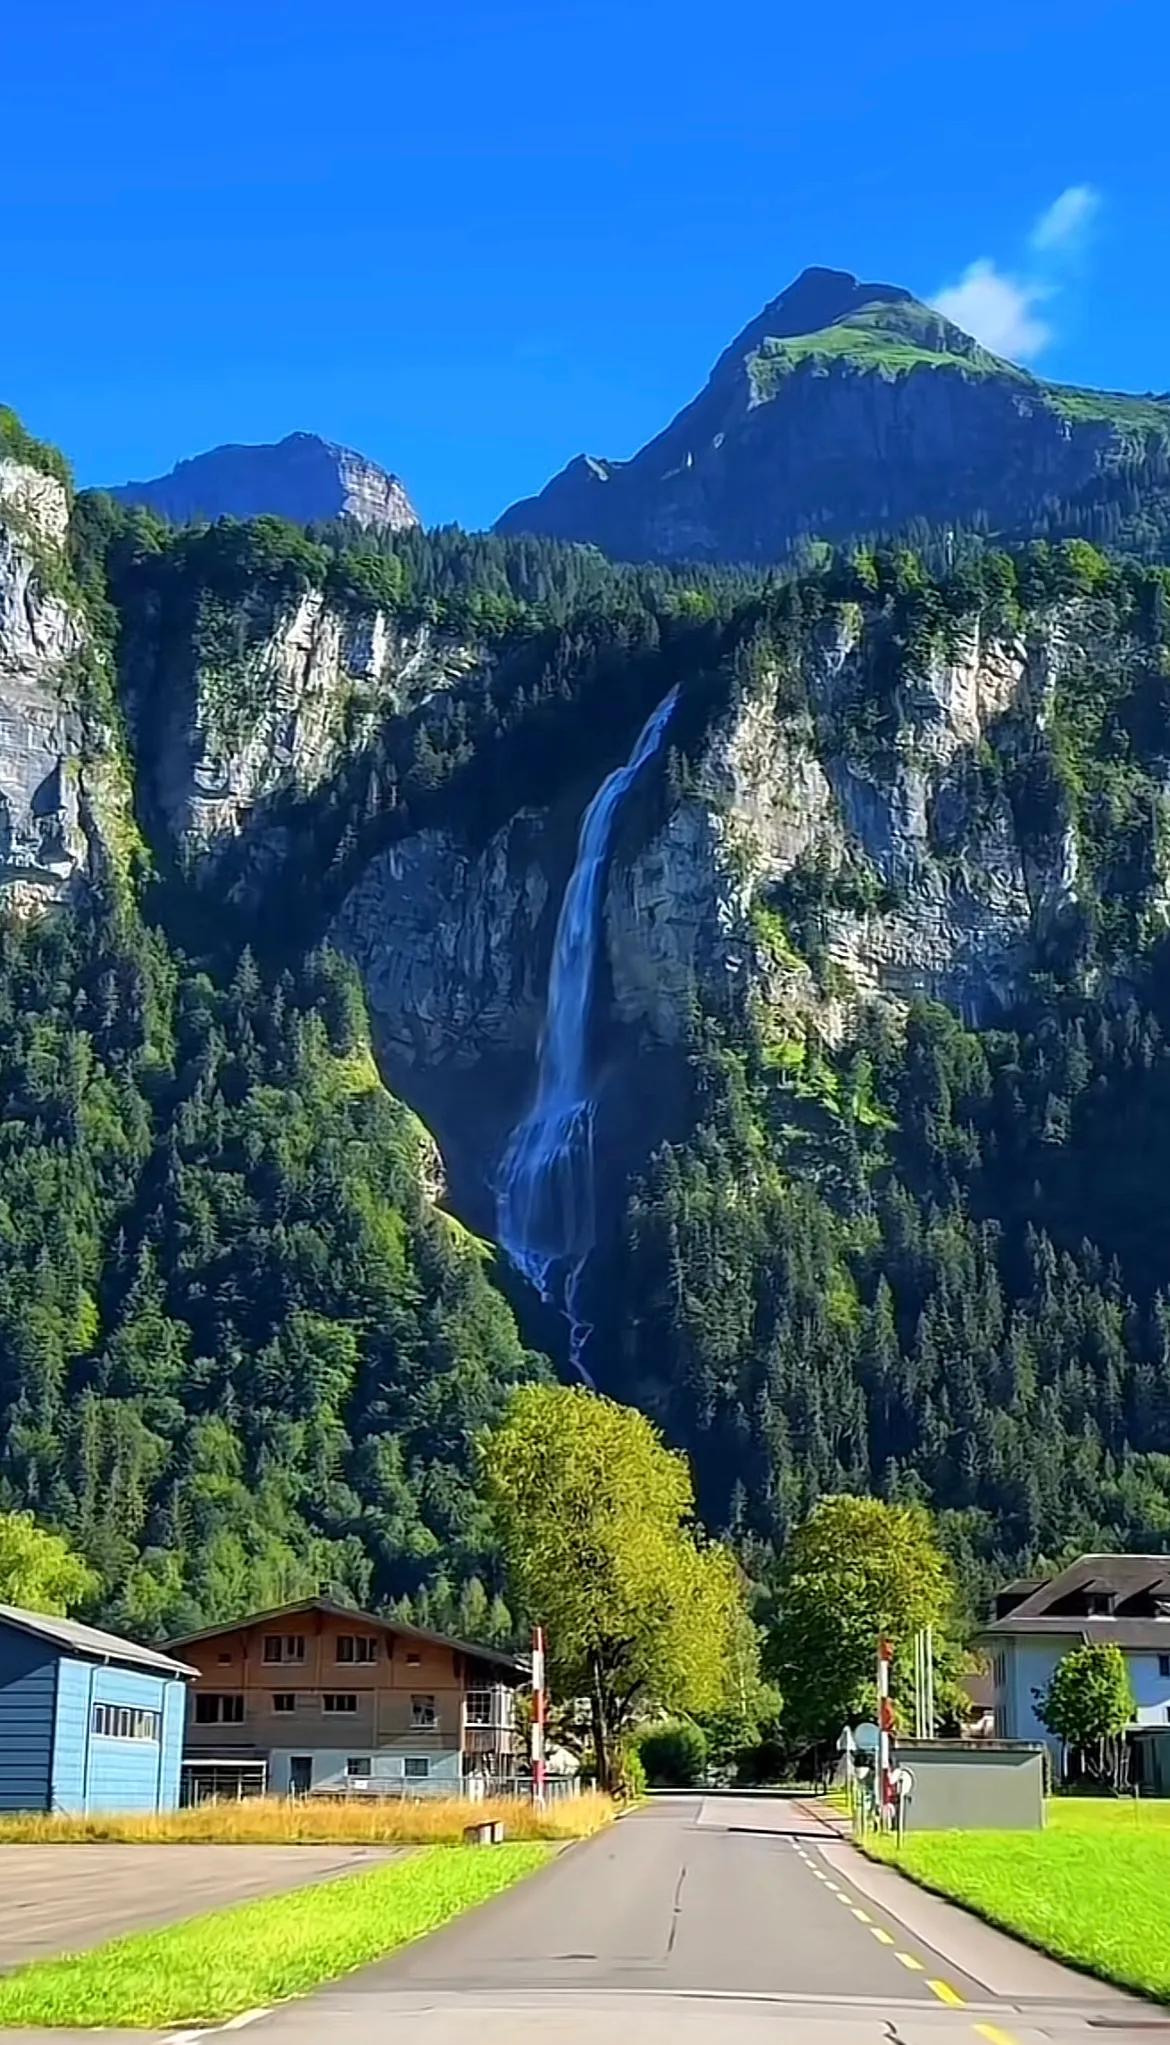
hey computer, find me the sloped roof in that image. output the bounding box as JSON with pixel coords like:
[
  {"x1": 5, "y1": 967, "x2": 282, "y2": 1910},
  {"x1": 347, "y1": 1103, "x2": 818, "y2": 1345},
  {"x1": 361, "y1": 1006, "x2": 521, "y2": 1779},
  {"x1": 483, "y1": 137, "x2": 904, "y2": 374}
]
[
  {"x1": 166, "y1": 1597, "x2": 529, "y2": 1679},
  {"x1": 981, "y1": 1553, "x2": 1170, "y2": 1647},
  {"x1": 0, "y1": 1603, "x2": 197, "y2": 1678}
]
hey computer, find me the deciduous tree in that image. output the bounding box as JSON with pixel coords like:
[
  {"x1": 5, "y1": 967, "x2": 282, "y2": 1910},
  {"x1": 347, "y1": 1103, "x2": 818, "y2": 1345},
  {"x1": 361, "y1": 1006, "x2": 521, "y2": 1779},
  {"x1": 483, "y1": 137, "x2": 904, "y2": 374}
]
[{"x1": 480, "y1": 1385, "x2": 750, "y2": 1791}]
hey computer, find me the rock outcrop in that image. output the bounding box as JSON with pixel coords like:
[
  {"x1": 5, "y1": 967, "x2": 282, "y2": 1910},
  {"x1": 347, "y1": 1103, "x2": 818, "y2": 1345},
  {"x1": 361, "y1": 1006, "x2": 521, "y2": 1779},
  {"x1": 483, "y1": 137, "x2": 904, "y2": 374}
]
[
  {"x1": 0, "y1": 459, "x2": 94, "y2": 912},
  {"x1": 126, "y1": 590, "x2": 478, "y2": 894},
  {"x1": 109, "y1": 432, "x2": 420, "y2": 533}
]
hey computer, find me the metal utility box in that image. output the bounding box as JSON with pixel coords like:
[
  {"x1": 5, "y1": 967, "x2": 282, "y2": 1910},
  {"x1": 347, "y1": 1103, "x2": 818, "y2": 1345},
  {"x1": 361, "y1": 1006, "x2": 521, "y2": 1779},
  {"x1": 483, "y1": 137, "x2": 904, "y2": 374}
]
[{"x1": 895, "y1": 1738, "x2": 1046, "y2": 1831}]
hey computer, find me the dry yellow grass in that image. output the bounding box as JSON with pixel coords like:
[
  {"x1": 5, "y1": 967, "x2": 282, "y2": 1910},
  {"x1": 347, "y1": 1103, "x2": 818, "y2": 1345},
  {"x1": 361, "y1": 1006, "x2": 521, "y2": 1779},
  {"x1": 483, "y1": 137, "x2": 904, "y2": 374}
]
[{"x1": 0, "y1": 1790, "x2": 614, "y2": 1848}]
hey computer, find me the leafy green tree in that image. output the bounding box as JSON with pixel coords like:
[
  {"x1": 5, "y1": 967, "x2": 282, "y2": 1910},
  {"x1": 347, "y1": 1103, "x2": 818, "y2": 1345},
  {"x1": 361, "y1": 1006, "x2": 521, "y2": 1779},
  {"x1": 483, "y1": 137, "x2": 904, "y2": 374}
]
[
  {"x1": 0, "y1": 1511, "x2": 98, "y2": 1614},
  {"x1": 480, "y1": 1385, "x2": 749, "y2": 1791},
  {"x1": 768, "y1": 1496, "x2": 961, "y2": 1748},
  {"x1": 1035, "y1": 1642, "x2": 1135, "y2": 1786}
]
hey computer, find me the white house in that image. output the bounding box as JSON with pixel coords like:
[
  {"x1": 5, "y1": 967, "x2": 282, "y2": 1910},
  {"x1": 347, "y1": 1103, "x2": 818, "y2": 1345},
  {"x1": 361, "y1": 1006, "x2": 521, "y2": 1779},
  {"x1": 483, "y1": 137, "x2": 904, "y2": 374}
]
[{"x1": 980, "y1": 1555, "x2": 1170, "y2": 1791}]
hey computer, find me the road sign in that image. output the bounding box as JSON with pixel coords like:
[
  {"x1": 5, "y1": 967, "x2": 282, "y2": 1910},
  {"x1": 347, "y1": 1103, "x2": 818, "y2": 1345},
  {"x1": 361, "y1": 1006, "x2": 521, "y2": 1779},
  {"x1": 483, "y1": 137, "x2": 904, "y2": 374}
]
[
  {"x1": 852, "y1": 1720, "x2": 880, "y2": 1754},
  {"x1": 836, "y1": 1726, "x2": 855, "y2": 1753}
]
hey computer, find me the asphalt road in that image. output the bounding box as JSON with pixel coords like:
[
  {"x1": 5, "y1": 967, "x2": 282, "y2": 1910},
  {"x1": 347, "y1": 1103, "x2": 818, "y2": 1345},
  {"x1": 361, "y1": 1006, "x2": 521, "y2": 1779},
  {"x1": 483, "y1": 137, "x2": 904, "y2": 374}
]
[{"x1": 0, "y1": 1797, "x2": 1158, "y2": 2045}]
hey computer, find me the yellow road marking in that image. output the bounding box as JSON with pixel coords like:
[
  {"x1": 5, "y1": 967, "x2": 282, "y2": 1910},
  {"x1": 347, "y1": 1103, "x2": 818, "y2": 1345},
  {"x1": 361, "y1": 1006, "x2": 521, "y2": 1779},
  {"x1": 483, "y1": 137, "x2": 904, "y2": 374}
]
[
  {"x1": 834, "y1": 1891, "x2": 853, "y2": 1904},
  {"x1": 895, "y1": 1951, "x2": 924, "y2": 1971},
  {"x1": 974, "y1": 2028, "x2": 1021, "y2": 2045},
  {"x1": 870, "y1": 1926, "x2": 895, "y2": 1945},
  {"x1": 825, "y1": 1881, "x2": 842, "y2": 1893},
  {"x1": 927, "y1": 1979, "x2": 965, "y2": 2006},
  {"x1": 851, "y1": 1907, "x2": 872, "y2": 1923}
]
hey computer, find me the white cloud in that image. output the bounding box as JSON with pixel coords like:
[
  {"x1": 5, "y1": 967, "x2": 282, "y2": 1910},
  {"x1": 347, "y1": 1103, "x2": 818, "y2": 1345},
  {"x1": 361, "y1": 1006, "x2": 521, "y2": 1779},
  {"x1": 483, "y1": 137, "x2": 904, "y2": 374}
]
[
  {"x1": 932, "y1": 259, "x2": 1053, "y2": 362},
  {"x1": 1030, "y1": 184, "x2": 1101, "y2": 254}
]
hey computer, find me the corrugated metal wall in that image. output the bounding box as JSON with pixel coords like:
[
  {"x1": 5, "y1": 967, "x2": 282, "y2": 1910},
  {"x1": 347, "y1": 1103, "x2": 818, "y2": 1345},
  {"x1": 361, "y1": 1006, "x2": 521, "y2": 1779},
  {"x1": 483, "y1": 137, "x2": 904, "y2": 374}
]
[{"x1": 0, "y1": 1626, "x2": 56, "y2": 1811}]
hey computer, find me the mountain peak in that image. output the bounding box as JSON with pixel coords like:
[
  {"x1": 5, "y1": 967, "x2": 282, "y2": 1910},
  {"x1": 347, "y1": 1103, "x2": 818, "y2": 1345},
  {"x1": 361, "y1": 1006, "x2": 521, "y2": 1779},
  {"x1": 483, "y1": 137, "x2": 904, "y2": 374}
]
[{"x1": 107, "y1": 432, "x2": 420, "y2": 533}]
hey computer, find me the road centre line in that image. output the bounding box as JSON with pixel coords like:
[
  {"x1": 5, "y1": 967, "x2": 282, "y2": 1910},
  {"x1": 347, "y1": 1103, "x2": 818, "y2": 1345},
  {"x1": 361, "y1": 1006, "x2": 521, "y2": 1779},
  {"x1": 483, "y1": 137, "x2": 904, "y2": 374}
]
[
  {"x1": 927, "y1": 1979, "x2": 965, "y2": 2006},
  {"x1": 895, "y1": 1951, "x2": 924, "y2": 1971},
  {"x1": 974, "y1": 2028, "x2": 1021, "y2": 2045}
]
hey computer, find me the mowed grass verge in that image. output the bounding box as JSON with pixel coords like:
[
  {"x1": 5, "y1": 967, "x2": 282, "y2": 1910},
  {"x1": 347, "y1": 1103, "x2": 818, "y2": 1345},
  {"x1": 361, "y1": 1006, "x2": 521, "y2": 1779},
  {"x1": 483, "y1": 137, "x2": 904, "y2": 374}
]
[
  {"x1": 0, "y1": 1789, "x2": 613, "y2": 1846},
  {"x1": 0, "y1": 1842, "x2": 550, "y2": 2029},
  {"x1": 865, "y1": 1800, "x2": 1170, "y2": 2002}
]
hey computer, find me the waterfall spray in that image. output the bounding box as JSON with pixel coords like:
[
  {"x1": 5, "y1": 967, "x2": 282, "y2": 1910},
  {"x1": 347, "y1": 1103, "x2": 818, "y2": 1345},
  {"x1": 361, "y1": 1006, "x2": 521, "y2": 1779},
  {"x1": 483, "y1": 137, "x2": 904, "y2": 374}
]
[{"x1": 496, "y1": 687, "x2": 679, "y2": 1375}]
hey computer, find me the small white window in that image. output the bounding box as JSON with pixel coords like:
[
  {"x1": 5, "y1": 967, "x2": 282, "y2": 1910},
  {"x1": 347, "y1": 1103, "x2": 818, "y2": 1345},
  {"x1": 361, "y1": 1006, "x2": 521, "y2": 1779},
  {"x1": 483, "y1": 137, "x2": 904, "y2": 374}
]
[
  {"x1": 323, "y1": 1693, "x2": 358, "y2": 1715},
  {"x1": 1158, "y1": 1654, "x2": 1170, "y2": 1679},
  {"x1": 347, "y1": 1757, "x2": 371, "y2": 1777},
  {"x1": 273, "y1": 1693, "x2": 296, "y2": 1713},
  {"x1": 336, "y1": 1635, "x2": 378, "y2": 1664},
  {"x1": 411, "y1": 1694, "x2": 437, "y2": 1728},
  {"x1": 404, "y1": 1756, "x2": 429, "y2": 1779}
]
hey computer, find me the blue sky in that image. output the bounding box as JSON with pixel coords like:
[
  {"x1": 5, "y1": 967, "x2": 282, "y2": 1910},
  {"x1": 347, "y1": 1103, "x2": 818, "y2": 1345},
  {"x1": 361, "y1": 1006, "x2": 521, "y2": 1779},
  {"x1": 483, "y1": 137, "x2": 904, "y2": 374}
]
[{"x1": 4, "y1": 0, "x2": 1167, "y2": 528}]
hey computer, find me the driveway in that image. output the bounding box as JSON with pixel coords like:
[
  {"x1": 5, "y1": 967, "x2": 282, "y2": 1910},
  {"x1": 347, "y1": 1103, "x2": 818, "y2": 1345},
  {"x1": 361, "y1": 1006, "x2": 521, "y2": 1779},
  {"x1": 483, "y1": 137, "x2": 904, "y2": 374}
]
[
  {"x1": 0, "y1": 1799, "x2": 1158, "y2": 2044},
  {"x1": 0, "y1": 1843, "x2": 397, "y2": 1970}
]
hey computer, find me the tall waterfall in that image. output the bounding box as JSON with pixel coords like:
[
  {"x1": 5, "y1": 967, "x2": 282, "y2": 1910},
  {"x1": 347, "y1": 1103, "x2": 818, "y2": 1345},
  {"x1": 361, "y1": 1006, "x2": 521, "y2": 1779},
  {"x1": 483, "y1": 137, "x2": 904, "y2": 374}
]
[{"x1": 496, "y1": 687, "x2": 680, "y2": 1372}]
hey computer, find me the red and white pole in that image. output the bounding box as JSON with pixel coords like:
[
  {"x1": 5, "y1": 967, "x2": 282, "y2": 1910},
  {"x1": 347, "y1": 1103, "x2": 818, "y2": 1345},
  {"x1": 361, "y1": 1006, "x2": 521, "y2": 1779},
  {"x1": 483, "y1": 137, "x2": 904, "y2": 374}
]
[
  {"x1": 530, "y1": 1624, "x2": 546, "y2": 1806},
  {"x1": 877, "y1": 1637, "x2": 895, "y2": 1825}
]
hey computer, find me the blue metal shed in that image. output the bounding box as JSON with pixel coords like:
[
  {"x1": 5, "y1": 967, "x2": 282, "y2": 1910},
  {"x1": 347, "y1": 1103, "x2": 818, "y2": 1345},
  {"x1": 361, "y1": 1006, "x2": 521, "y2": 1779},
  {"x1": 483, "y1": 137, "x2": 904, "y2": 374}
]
[{"x1": 0, "y1": 1603, "x2": 195, "y2": 1815}]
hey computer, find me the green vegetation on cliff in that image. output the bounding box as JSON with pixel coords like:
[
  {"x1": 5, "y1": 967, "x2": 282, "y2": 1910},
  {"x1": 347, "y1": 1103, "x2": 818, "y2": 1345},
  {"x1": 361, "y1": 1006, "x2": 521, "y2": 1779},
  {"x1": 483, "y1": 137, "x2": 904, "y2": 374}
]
[{"x1": 0, "y1": 903, "x2": 542, "y2": 1638}]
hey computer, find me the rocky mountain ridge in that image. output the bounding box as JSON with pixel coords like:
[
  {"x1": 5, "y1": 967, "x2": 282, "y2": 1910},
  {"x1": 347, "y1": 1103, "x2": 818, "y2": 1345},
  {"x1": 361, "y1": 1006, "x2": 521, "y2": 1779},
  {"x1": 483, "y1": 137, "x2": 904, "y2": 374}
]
[
  {"x1": 497, "y1": 267, "x2": 1170, "y2": 564},
  {"x1": 109, "y1": 431, "x2": 420, "y2": 533}
]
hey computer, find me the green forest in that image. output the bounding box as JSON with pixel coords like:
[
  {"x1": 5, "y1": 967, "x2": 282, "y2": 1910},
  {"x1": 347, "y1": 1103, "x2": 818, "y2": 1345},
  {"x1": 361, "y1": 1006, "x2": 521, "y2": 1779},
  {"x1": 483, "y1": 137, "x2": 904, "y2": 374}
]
[{"x1": 4, "y1": 405, "x2": 1170, "y2": 1641}]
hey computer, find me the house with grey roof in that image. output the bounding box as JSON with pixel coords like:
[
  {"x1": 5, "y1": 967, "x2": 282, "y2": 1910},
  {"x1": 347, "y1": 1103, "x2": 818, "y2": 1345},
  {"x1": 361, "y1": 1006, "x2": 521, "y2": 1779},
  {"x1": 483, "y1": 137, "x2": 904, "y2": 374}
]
[{"x1": 980, "y1": 1555, "x2": 1170, "y2": 1791}]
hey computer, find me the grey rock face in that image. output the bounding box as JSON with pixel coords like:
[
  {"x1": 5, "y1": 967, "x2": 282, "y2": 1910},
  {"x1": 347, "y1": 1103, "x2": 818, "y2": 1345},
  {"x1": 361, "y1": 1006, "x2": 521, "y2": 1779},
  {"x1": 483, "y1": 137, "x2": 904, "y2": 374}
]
[
  {"x1": 108, "y1": 432, "x2": 420, "y2": 533},
  {"x1": 0, "y1": 460, "x2": 92, "y2": 911},
  {"x1": 332, "y1": 813, "x2": 553, "y2": 1068},
  {"x1": 134, "y1": 594, "x2": 476, "y2": 893}
]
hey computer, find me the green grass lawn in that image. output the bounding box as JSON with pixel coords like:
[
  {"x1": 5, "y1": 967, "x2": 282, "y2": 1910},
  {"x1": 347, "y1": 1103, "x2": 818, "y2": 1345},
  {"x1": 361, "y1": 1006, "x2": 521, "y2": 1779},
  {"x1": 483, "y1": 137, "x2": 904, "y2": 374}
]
[
  {"x1": 866, "y1": 1799, "x2": 1170, "y2": 2002},
  {"x1": 0, "y1": 1842, "x2": 549, "y2": 2029}
]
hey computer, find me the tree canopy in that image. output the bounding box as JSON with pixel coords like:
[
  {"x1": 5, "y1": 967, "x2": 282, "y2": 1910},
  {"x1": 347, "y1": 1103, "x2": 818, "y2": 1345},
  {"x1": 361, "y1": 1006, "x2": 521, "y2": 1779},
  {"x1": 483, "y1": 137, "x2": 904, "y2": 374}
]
[
  {"x1": 479, "y1": 1384, "x2": 751, "y2": 1788},
  {"x1": 1035, "y1": 1642, "x2": 1135, "y2": 1784},
  {"x1": 767, "y1": 1495, "x2": 962, "y2": 1748},
  {"x1": 0, "y1": 1511, "x2": 97, "y2": 1615}
]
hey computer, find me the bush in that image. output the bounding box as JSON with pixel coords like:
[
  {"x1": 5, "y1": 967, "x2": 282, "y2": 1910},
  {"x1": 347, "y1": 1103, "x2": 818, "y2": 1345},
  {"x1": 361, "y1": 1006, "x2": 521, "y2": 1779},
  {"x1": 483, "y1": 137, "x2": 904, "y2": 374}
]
[
  {"x1": 734, "y1": 1735, "x2": 788, "y2": 1785},
  {"x1": 638, "y1": 1720, "x2": 708, "y2": 1787}
]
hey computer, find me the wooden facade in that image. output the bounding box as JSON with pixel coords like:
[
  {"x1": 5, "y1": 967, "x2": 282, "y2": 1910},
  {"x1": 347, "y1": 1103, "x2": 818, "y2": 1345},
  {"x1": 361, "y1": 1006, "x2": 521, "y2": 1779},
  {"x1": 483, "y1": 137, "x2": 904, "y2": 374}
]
[{"x1": 170, "y1": 1598, "x2": 526, "y2": 1797}]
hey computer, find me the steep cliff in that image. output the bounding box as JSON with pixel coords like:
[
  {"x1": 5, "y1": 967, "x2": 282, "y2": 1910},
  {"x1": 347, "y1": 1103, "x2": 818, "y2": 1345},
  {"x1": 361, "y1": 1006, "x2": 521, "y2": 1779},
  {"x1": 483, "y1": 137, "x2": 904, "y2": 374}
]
[
  {"x1": 497, "y1": 268, "x2": 1170, "y2": 564},
  {"x1": 109, "y1": 431, "x2": 420, "y2": 533},
  {"x1": 0, "y1": 425, "x2": 130, "y2": 913}
]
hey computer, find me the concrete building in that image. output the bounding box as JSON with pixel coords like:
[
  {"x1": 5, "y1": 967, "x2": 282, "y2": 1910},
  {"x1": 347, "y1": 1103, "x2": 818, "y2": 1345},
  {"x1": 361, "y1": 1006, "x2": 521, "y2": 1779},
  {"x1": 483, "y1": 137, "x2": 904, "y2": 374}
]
[
  {"x1": 981, "y1": 1555, "x2": 1170, "y2": 1788},
  {"x1": 0, "y1": 1603, "x2": 194, "y2": 1815},
  {"x1": 170, "y1": 1598, "x2": 527, "y2": 1799}
]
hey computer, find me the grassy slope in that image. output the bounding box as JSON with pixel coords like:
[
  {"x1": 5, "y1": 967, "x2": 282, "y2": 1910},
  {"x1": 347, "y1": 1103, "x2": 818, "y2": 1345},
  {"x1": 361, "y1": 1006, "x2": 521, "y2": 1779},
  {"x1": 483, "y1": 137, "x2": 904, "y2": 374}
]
[
  {"x1": 0, "y1": 1843, "x2": 550, "y2": 2029},
  {"x1": 0, "y1": 1790, "x2": 614, "y2": 1846},
  {"x1": 866, "y1": 1800, "x2": 1170, "y2": 2002},
  {"x1": 744, "y1": 305, "x2": 1170, "y2": 441}
]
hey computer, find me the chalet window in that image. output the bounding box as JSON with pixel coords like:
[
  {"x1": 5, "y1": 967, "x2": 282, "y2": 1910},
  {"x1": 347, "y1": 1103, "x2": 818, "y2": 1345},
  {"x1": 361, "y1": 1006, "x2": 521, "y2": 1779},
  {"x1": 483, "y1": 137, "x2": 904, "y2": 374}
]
[
  {"x1": 465, "y1": 1691, "x2": 493, "y2": 1726},
  {"x1": 194, "y1": 1693, "x2": 245, "y2": 1725},
  {"x1": 336, "y1": 1635, "x2": 378, "y2": 1664},
  {"x1": 405, "y1": 1651, "x2": 421, "y2": 1667},
  {"x1": 263, "y1": 1634, "x2": 305, "y2": 1664},
  {"x1": 217, "y1": 1651, "x2": 232, "y2": 1665},
  {"x1": 1159, "y1": 1655, "x2": 1170, "y2": 1679},
  {"x1": 323, "y1": 1693, "x2": 358, "y2": 1714},
  {"x1": 273, "y1": 1693, "x2": 296, "y2": 1713},
  {"x1": 347, "y1": 1757, "x2": 371, "y2": 1777},
  {"x1": 92, "y1": 1703, "x2": 160, "y2": 1741},
  {"x1": 411, "y1": 1694, "x2": 437, "y2": 1728},
  {"x1": 404, "y1": 1756, "x2": 429, "y2": 1779}
]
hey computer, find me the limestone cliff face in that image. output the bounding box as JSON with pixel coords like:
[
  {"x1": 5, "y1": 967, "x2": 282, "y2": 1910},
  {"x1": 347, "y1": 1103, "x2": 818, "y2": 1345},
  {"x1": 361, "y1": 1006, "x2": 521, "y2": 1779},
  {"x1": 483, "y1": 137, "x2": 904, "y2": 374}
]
[
  {"x1": 330, "y1": 600, "x2": 1118, "y2": 1119},
  {"x1": 0, "y1": 460, "x2": 95, "y2": 912},
  {"x1": 129, "y1": 591, "x2": 478, "y2": 893},
  {"x1": 607, "y1": 607, "x2": 1089, "y2": 1040}
]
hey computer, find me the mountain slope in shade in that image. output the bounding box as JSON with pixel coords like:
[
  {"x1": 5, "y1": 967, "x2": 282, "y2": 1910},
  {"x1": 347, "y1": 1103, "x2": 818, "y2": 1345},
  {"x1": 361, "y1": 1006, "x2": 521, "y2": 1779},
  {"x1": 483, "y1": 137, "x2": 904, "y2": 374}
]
[
  {"x1": 496, "y1": 266, "x2": 1170, "y2": 563},
  {"x1": 108, "y1": 431, "x2": 420, "y2": 533}
]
